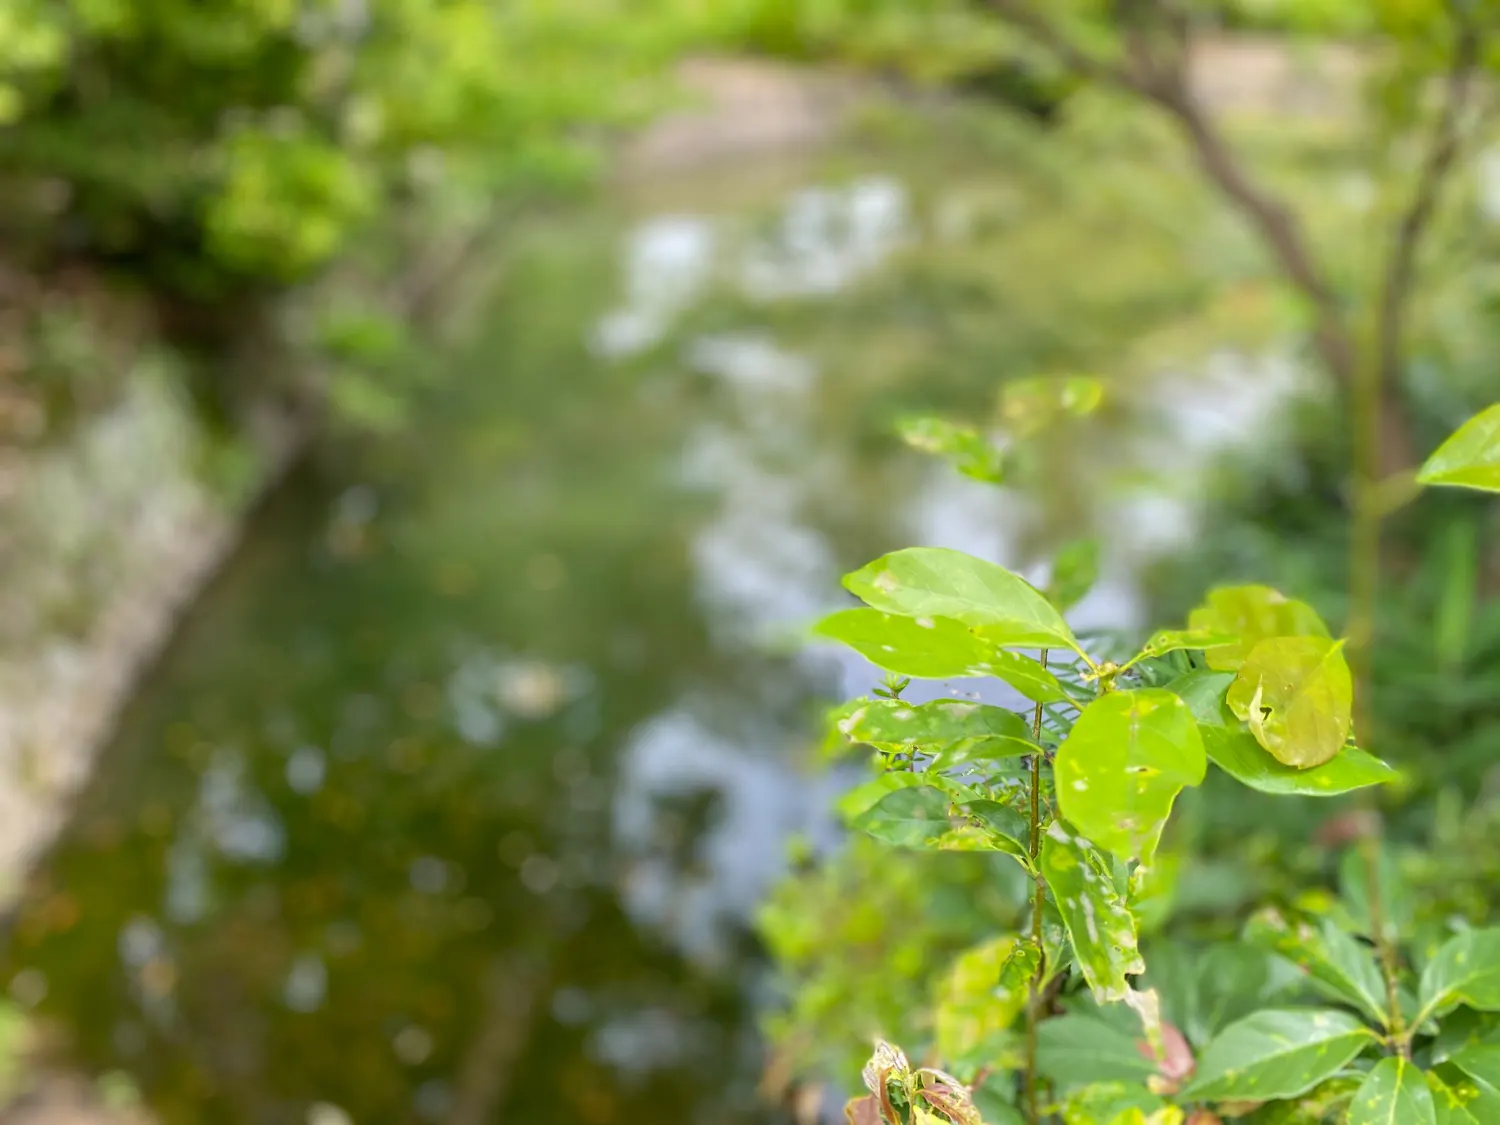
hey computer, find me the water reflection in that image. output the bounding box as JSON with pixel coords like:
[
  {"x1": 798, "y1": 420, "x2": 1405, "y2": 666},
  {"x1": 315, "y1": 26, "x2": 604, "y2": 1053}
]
[{"x1": 2, "y1": 139, "x2": 1307, "y2": 1125}]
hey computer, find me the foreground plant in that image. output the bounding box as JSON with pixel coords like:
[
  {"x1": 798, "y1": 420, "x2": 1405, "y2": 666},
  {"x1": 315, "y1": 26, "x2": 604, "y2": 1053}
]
[{"x1": 811, "y1": 399, "x2": 1499, "y2": 1124}]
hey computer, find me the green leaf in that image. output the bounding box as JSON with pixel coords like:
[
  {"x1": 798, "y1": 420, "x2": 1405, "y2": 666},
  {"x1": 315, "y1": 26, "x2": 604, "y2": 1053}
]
[
  {"x1": 1135, "y1": 628, "x2": 1238, "y2": 661},
  {"x1": 1000, "y1": 375, "x2": 1105, "y2": 439},
  {"x1": 1417, "y1": 404, "x2": 1500, "y2": 492},
  {"x1": 934, "y1": 936, "x2": 1036, "y2": 1068},
  {"x1": 986, "y1": 650, "x2": 1075, "y2": 703},
  {"x1": 1054, "y1": 690, "x2": 1205, "y2": 863},
  {"x1": 1036, "y1": 1018, "x2": 1157, "y2": 1090},
  {"x1": 836, "y1": 771, "x2": 961, "y2": 819},
  {"x1": 843, "y1": 548, "x2": 1079, "y2": 651},
  {"x1": 955, "y1": 800, "x2": 1030, "y2": 858},
  {"x1": 1180, "y1": 1009, "x2": 1375, "y2": 1101},
  {"x1": 897, "y1": 415, "x2": 1006, "y2": 483},
  {"x1": 1163, "y1": 669, "x2": 1238, "y2": 725},
  {"x1": 840, "y1": 697, "x2": 1034, "y2": 749},
  {"x1": 1347, "y1": 1057, "x2": 1435, "y2": 1125},
  {"x1": 1419, "y1": 930, "x2": 1500, "y2": 1020},
  {"x1": 851, "y1": 786, "x2": 953, "y2": 848},
  {"x1": 1246, "y1": 909, "x2": 1389, "y2": 1026},
  {"x1": 1249, "y1": 1076, "x2": 1363, "y2": 1124},
  {"x1": 1200, "y1": 726, "x2": 1398, "y2": 796},
  {"x1": 1041, "y1": 823, "x2": 1144, "y2": 1002},
  {"x1": 813, "y1": 608, "x2": 998, "y2": 679},
  {"x1": 1049, "y1": 537, "x2": 1100, "y2": 611},
  {"x1": 1226, "y1": 637, "x2": 1353, "y2": 769},
  {"x1": 1428, "y1": 1061, "x2": 1500, "y2": 1125},
  {"x1": 1054, "y1": 1081, "x2": 1165, "y2": 1124},
  {"x1": 1450, "y1": 1044, "x2": 1500, "y2": 1090},
  {"x1": 1432, "y1": 1010, "x2": 1500, "y2": 1065},
  {"x1": 1188, "y1": 585, "x2": 1330, "y2": 672}
]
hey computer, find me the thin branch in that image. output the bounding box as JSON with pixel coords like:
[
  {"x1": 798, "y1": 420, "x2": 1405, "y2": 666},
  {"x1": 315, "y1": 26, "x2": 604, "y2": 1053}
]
[
  {"x1": 984, "y1": 0, "x2": 1358, "y2": 387},
  {"x1": 1376, "y1": 13, "x2": 1481, "y2": 394}
]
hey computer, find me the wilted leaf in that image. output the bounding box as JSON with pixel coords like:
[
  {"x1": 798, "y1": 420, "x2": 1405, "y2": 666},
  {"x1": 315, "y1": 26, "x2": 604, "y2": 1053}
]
[
  {"x1": 844, "y1": 548, "x2": 1080, "y2": 651},
  {"x1": 1054, "y1": 690, "x2": 1205, "y2": 863},
  {"x1": 1417, "y1": 404, "x2": 1500, "y2": 492},
  {"x1": 1180, "y1": 1009, "x2": 1374, "y2": 1102},
  {"x1": 1226, "y1": 637, "x2": 1353, "y2": 769},
  {"x1": 1245, "y1": 910, "x2": 1388, "y2": 1026},
  {"x1": 897, "y1": 415, "x2": 1007, "y2": 483},
  {"x1": 1347, "y1": 1056, "x2": 1434, "y2": 1125},
  {"x1": 845, "y1": 1096, "x2": 885, "y2": 1125},
  {"x1": 1187, "y1": 586, "x2": 1330, "y2": 672},
  {"x1": 1041, "y1": 823, "x2": 1144, "y2": 1002},
  {"x1": 1419, "y1": 929, "x2": 1500, "y2": 1020}
]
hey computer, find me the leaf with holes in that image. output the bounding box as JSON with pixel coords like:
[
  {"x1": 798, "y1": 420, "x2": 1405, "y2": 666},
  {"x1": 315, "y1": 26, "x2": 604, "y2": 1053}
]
[
  {"x1": 1041, "y1": 823, "x2": 1144, "y2": 1002},
  {"x1": 1054, "y1": 690, "x2": 1205, "y2": 864},
  {"x1": 844, "y1": 548, "x2": 1080, "y2": 651},
  {"x1": 1226, "y1": 637, "x2": 1353, "y2": 769},
  {"x1": 1180, "y1": 1009, "x2": 1375, "y2": 1102},
  {"x1": 1347, "y1": 1057, "x2": 1435, "y2": 1125},
  {"x1": 1420, "y1": 930, "x2": 1500, "y2": 1021},
  {"x1": 1418, "y1": 403, "x2": 1500, "y2": 492},
  {"x1": 1188, "y1": 585, "x2": 1330, "y2": 672}
]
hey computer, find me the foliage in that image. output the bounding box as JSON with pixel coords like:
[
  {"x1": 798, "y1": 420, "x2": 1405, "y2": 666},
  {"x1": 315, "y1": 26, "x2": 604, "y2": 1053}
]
[{"x1": 762, "y1": 395, "x2": 1499, "y2": 1124}]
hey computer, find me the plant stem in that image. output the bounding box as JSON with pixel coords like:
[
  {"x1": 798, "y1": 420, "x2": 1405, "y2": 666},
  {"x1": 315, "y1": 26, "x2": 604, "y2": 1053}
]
[{"x1": 1024, "y1": 648, "x2": 1050, "y2": 1125}]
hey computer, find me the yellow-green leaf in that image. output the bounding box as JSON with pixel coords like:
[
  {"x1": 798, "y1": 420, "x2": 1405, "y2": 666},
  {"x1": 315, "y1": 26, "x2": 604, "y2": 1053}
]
[
  {"x1": 844, "y1": 547, "x2": 1080, "y2": 651},
  {"x1": 1226, "y1": 637, "x2": 1353, "y2": 769},
  {"x1": 1054, "y1": 690, "x2": 1205, "y2": 863},
  {"x1": 1418, "y1": 404, "x2": 1500, "y2": 492},
  {"x1": 933, "y1": 936, "x2": 1035, "y2": 1067},
  {"x1": 1188, "y1": 585, "x2": 1330, "y2": 672}
]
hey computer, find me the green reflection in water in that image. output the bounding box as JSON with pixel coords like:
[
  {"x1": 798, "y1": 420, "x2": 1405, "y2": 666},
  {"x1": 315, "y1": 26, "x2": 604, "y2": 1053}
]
[{"x1": 3, "y1": 112, "x2": 1290, "y2": 1125}]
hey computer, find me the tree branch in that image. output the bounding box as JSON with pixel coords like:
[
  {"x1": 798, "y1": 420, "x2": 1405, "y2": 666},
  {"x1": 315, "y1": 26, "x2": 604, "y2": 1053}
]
[
  {"x1": 984, "y1": 0, "x2": 1358, "y2": 388},
  {"x1": 1376, "y1": 13, "x2": 1481, "y2": 394}
]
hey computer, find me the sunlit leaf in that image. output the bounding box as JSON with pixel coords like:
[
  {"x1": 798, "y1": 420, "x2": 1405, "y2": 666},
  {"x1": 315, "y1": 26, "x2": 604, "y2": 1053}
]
[
  {"x1": 1347, "y1": 1057, "x2": 1435, "y2": 1125},
  {"x1": 897, "y1": 415, "x2": 1006, "y2": 483},
  {"x1": 1000, "y1": 375, "x2": 1105, "y2": 439},
  {"x1": 1226, "y1": 637, "x2": 1353, "y2": 769},
  {"x1": 1420, "y1": 930, "x2": 1500, "y2": 1020},
  {"x1": 1162, "y1": 669, "x2": 1237, "y2": 725},
  {"x1": 1428, "y1": 1061, "x2": 1500, "y2": 1125},
  {"x1": 1417, "y1": 403, "x2": 1500, "y2": 492},
  {"x1": 1246, "y1": 909, "x2": 1389, "y2": 1026},
  {"x1": 1187, "y1": 585, "x2": 1330, "y2": 672},
  {"x1": 985, "y1": 650, "x2": 1075, "y2": 703},
  {"x1": 813, "y1": 608, "x2": 997, "y2": 679},
  {"x1": 840, "y1": 697, "x2": 1034, "y2": 749},
  {"x1": 934, "y1": 936, "x2": 1035, "y2": 1068},
  {"x1": 836, "y1": 772, "x2": 970, "y2": 819},
  {"x1": 1053, "y1": 1081, "x2": 1166, "y2": 1124},
  {"x1": 844, "y1": 548, "x2": 1080, "y2": 651},
  {"x1": 1054, "y1": 690, "x2": 1205, "y2": 863},
  {"x1": 1049, "y1": 537, "x2": 1100, "y2": 611},
  {"x1": 1180, "y1": 1009, "x2": 1375, "y2": 1101},
  {"x1": 1199, "y1": 726, "x2": 1397, "y2": 796},
  {"x1": 1041, "y1": 823, "x2": 1144, "y2": 1002}
]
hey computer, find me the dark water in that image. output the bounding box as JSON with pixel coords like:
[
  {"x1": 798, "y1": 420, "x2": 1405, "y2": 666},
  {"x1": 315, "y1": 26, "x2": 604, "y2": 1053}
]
[{"x1": 1, "y1": 134, "x2": 1291, "y2": 1125}]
